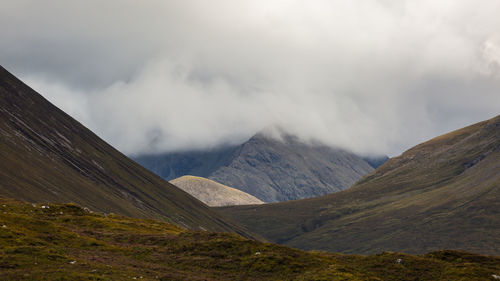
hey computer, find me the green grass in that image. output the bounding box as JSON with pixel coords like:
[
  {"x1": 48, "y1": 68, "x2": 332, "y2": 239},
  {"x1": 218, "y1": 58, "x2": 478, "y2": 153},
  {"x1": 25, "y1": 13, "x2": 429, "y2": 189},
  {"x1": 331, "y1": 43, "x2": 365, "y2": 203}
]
[{"x1": 1, "y1": 198, "x2": 500, "y2": 280}]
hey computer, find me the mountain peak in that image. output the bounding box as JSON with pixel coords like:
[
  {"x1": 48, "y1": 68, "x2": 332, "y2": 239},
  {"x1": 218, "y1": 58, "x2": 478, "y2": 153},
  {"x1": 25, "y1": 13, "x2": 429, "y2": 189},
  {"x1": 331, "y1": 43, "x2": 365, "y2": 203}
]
[{"x1": 136, "y1": 129, "x2": 377, "y2": 202}]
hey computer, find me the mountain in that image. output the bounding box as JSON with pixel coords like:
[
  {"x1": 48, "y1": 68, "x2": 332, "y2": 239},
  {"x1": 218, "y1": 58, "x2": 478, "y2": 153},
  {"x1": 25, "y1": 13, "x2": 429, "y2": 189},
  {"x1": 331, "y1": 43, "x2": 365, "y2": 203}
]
[
  {"x1": 135, "y1": 133, "x2": 379, "y2": 202},
  {"x1": 2, "y1": 198, "x2": 500, "y2": 280},
  {"x1": 218, "y1": 115, "x2": 500, "y2": 255},
  {"x1": 362, "y1": 155, "x2": 390, "y2": 168},
  {"x1": 170, "y1": 175, "x2": 264, "y2": 206},
  {"x1": 134, "y1": 144, "x2": 239, "y2": 181},
  {"x1": 0, "y1": 65, "x2": 254, "y2": 236}
]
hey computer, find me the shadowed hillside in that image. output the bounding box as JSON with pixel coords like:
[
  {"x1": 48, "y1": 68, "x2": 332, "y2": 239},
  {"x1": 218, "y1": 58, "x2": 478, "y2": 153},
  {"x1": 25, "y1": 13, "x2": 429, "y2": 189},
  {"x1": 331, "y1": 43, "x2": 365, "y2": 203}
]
[
  {"x1": 0, "y1": 65, "x2": 253, "y2": 236},
  {"x1": 218, "y1": 115, "x2": 500, "y2": 254}
]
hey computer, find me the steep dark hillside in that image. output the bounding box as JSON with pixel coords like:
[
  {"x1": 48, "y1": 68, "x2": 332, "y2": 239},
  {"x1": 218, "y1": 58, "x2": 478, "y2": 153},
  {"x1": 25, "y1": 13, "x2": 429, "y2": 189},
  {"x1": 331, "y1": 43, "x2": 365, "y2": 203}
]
[
  {"x1": 2, "y1": 198, "x2": 500, "y2": 280},
  {"x1": 0, "y1": 65, "x2": 253, "y2": 236},
  {"x1": 218, "y1": 115, "x2": 500, "y2": 255},
  {"x1": 136, "y1": 134, "x2": 377, "y2": 202}
]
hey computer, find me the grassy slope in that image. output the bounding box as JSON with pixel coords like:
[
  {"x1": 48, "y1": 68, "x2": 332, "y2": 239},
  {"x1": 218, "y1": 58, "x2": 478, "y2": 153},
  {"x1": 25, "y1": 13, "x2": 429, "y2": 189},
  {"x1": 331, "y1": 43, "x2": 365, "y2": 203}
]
[
  {"x1": 0, "y1": 65, "x2": 253, "y2": 237},
  {"x1": 218, "y1": 115, "x2": 500, "y2": 254},
  {"x1": 1, "y1": 198, "x2": 500, "y2": 280}
]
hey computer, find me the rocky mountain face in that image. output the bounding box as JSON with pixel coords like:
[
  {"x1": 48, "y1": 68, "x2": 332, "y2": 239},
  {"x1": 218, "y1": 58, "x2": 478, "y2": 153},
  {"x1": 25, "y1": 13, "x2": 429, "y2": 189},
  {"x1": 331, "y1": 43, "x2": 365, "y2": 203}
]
[
  {"x1": 170, "y1": 175, "x2": 264, "y2": 207},
  {"x1": 135, "y1": 134, "x2": 379, "y2": 202},
  {"x1": 0, "y1": 65, "x2": 255, "y2": 237},
  {"x1": 134, "y1": 145, "x2": 238, "y2": 182},
  {"x1": 209, "y1": 134, "x2": 376, "y2": 202},
  {"x1": 218, "y1": 115, "x2": 500, "y2": 255}
]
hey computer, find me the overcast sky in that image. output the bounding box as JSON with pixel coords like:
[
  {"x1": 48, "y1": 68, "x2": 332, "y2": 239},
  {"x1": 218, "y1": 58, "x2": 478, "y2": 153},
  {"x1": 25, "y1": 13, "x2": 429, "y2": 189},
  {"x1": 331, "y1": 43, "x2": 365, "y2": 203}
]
[{"x1": 2, "y1": 0, "x2": 500, "y2": 156}]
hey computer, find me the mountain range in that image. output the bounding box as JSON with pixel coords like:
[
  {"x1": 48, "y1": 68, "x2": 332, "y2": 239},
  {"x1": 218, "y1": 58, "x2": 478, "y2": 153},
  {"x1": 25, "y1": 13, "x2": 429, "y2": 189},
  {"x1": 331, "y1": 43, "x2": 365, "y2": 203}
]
[
  {"x1": 1, "y1": 64, "x2": 500, "y2": 279},
  {"x1": 135, "y1": 134, "x2": 385, "y2": 202},
  {"x1": 218, "y1": 115, "x2": 500, "y2": 255}
]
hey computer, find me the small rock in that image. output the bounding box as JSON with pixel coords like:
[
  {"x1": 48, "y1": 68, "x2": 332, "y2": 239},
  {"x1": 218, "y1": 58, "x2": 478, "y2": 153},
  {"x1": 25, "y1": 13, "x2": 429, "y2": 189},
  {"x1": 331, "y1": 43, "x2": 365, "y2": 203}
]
[
  {"x1": 2, "y1": 204, "x2": 6, "y2": 207},
  {"x1": 255, "y1": 251, "x2": 261, "y2": 255},
  {"x1": 2, "y1": 225, "x2": 6, "y2": 228},
  {"x1": 60, "y1": 212, "x2": 64, "y2": 215},
  {"x1": 69, "y1": 261, "x2": 76, "y2": 264},
  {"x1": 492, "y1": 274, "x2": 500, "y2": 280}
]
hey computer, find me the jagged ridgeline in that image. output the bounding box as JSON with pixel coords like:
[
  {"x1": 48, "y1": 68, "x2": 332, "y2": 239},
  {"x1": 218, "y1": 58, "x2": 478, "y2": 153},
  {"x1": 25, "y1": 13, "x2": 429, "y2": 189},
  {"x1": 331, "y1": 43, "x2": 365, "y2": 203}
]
[
  {"x1": 135, "y1": 134, "x2": 385, "y2": 203},
  {"x1": 0, "y1": 65, "x2": 255, "y2": 237}
]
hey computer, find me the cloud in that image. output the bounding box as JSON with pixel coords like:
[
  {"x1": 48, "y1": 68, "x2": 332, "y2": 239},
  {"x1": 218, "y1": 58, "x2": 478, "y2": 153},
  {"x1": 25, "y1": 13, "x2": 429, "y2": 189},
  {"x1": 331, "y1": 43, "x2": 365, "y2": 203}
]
[{"x1": 2, "y1": 0, "x2": 500, "y2": 156}]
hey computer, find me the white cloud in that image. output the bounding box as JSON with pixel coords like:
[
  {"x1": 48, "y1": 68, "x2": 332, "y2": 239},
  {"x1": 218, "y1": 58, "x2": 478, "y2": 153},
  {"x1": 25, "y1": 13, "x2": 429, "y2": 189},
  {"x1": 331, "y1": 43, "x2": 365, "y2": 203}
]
[{"x1": 2, "y1": 0, "x2": 500, "y2": 156}]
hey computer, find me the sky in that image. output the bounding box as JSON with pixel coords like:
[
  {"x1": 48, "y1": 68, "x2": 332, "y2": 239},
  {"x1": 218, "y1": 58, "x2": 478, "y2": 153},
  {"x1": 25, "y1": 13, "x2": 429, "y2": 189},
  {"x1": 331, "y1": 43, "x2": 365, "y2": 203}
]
[{"x1": 1, "y1": 0, "x2": 500, "y2": 156}]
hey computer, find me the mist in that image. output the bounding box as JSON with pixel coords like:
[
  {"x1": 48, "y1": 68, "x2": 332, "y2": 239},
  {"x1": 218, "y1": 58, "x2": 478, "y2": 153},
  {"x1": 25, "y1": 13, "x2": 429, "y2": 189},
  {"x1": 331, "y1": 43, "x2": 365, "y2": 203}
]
[{"x1": 2, "y1": 0, "x2": 500, "y2": 156}]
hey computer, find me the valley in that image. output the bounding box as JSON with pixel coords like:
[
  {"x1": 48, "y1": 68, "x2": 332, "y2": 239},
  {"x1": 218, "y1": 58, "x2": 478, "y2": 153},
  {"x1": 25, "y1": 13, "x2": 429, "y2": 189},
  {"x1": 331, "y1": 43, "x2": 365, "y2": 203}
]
[{"x1": 0, "y1": 65, "x2": 499, "y2": 279}]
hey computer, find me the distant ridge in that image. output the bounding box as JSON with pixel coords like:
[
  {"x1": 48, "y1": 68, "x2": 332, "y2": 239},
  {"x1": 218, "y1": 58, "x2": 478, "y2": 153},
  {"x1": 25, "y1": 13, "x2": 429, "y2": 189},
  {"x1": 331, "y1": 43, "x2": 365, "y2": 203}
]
[
  {"x1": 0, "y1": 65, "x2": 255, "y2": 237},
  {"x1": 219, "y1": 115, "x2": 500, "y2": 255},
  {"x1": 171, "y1": 176, "x2": 264, "y2": 206},
  {"x1": 135, "y1": 133, "x2": 380, "y2": 202}
]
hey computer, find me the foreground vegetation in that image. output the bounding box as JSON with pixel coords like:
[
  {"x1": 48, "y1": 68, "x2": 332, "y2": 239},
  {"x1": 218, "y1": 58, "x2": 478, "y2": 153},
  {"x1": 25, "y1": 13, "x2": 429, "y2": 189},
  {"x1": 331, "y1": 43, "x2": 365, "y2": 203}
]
[{"x1": 1, "y1": 198, "x2": 499, "y2": 280}]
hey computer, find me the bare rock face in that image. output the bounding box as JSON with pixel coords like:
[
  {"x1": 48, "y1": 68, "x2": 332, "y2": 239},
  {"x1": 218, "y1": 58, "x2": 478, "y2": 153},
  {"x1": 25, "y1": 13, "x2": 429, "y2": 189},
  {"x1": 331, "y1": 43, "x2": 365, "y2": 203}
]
[
  {"x1": 170, "y1": 176, "x2": 264, "y2": 207},
  {"x1": 208, "y1": 133, "x2": 375, "y2": 202},
  {"x1": 135, "y1": 133, "x2": 381, "y2": 202}
]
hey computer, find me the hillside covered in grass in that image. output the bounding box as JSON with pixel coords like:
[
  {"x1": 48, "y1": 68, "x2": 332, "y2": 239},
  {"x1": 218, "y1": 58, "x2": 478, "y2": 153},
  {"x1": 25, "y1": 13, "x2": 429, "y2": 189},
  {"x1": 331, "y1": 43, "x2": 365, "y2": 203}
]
[
  {"x1": 1, "y1": 198, "x2": 500, "y2": 280},
  {"x1": 219, "y1": 115, "x2": 500, "y2": 255}
]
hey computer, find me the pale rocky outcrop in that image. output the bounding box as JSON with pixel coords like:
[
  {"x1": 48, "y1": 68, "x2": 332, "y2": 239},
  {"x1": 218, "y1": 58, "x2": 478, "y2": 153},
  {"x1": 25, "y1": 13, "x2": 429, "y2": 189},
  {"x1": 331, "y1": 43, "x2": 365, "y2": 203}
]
[{"x1": 171, "y1": 176, "x2": 264, "y2": 207}]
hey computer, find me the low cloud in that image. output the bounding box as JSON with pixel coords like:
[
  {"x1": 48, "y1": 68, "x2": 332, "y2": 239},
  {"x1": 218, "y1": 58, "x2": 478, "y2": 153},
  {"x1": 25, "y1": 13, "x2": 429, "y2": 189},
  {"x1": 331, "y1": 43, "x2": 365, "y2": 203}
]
[{"x1": 3, "y1": 0, "x2": 500, "y2": 156}]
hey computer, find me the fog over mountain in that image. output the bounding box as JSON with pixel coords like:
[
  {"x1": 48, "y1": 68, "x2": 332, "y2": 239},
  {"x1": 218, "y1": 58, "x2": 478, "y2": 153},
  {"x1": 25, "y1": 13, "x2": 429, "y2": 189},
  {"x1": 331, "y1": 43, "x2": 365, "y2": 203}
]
[{"x1": 2, "y1": 0, "x2": 500, "y2": 156}]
